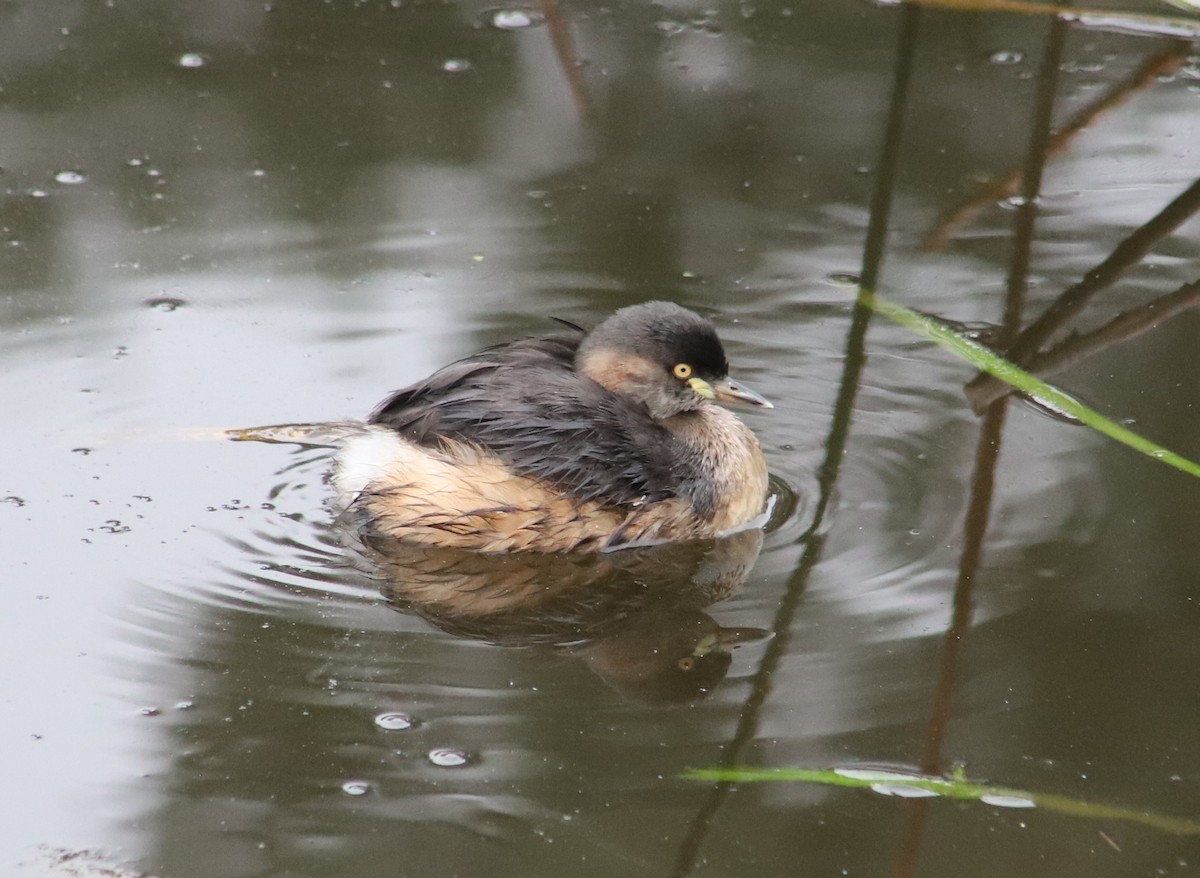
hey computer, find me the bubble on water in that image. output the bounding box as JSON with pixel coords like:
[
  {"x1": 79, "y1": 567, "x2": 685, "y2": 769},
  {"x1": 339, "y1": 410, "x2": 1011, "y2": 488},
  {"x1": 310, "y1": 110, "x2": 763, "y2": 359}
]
[
  {"x1": 428, "y1": 747, "x2": 470, "y2": 767},
  {"x1": 998, "y1": 194, "x2": 1031, "y2": 210},
  {"x1": 54, "y1": 170, "x2": 87, "y2": 185},
  {"x1": 3, "y1": 496, "x2": 27, "y2": 507},
  {"x1": 442, "y1": 58, "x2": 472, "y2": 73},
  {"x1": 139, "y1": 707, "x2": 161, "y2": 717},
  {"x1": 177, "y1": 52, "x2": 208, "y2": 69},
  {"x1": 145, "y1": 296, "x2": 186, "y2": 312},
  {"x1": 174, "y1": 700, "x2": 195, "y2": 710},
  {"x1": 988, "y1": 50, "x2": 1024, "y2": 65},
  {"x1": 127, "y1": 157, "x2": 146, "y2": 167},
  {"x1": 483, "y1": 7, "x2": 543, "y2": 29},
  {"x1": 374, "y1": 712, "x2": 415, "y2": 731},
  {"x1": 341, "y1": 780, "x2": 371, "y2": 796},
  {"x1": 29, "y1": 189, "x2": 49, "y2": 199}
]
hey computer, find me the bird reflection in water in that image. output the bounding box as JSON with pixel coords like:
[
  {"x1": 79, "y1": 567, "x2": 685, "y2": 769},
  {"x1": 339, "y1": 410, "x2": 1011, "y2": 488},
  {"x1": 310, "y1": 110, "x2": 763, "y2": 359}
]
[{"x1": 350, "y1": 525, "x2": 770, "y2": 704}]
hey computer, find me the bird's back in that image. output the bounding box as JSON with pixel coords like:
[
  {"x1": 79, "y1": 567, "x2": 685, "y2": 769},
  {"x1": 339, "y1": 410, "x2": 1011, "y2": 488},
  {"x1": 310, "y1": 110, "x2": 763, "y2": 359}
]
[{"x1": 368, "y1": 332, "x2": 686, "y2": 510}]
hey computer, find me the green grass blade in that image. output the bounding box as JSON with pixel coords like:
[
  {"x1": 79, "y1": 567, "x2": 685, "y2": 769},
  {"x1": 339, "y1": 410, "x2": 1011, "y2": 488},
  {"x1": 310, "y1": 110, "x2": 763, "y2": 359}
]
[
  {"x1": 682, "y1": 766, "x2": 1200, "y2": 835},
  {"x1": 857, "y1": 289, "x2": 1200, "y2": 479}
]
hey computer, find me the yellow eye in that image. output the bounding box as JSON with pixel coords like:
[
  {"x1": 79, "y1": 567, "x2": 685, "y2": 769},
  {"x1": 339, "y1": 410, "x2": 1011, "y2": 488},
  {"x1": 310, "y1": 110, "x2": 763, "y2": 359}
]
[{"x1": 673, "y1": 363, "x2": 693, "y2": 379}]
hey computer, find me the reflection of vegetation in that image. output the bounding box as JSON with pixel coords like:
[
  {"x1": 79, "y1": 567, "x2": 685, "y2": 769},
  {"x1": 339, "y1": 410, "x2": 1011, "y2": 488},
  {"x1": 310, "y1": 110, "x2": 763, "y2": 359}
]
[
  {"x1": 964, "y1": 178, "x2": 1200, "y2": 409},
  {"x1": 905, "y1": 0, "x2": 1200, "y2": 37},
  {"x1": 858, "y1": 289, "x2": 1200, "y2": 479},
  {"x1": 922, "y1": 44, "x2": 1192, "y2": 253},
  {"x1": 682, "y1": 765, "x2": 1200, "y2": 835}
]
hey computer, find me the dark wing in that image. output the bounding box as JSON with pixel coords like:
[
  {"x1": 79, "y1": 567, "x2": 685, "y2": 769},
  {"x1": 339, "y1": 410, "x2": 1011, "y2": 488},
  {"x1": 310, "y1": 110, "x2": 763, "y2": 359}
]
[{"x1": 368, "y1": 333, "x2": 685, "y2": 509}]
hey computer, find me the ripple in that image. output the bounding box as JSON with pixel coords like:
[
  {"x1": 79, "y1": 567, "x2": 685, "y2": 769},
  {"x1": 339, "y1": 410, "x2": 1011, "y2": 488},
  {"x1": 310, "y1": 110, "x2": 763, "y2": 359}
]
[{"x1": 144, "y1": 296, "x2": 187, "y2": 312}]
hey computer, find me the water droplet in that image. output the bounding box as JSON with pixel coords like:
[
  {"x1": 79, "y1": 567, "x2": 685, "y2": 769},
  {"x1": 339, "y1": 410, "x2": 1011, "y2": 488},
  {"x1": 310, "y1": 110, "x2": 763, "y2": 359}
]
[
  {"x1": 127, "y1": 157, "x2": 146, "y2": 167},
  {"x1": 871, "y1": 783, "x2": 940, "y2": 798},
  {"x1": 835, "y1": 767, "x2": 920, "y2": 782},
  {"x1": 174, "y1": 700, "x2": 195, "y2": 710},
  {"x1": 980, "y1": 793, "x2": 1036, "y2": 808},
  {"x1": 251, "y1": 168, "x2": 266, "y2": 177},
  {"x1": 375, "y1": 712, "x2": 415, "y2": 731},
  {"x1": 3, "y1": 496, "x2": 27, "y2": 507},
  {"x1": 989, "y1": 50, "x2": 1024, "y2": 65},
  {"x1": 29, "y1": 189, "x2": 48, "y2": 199},
  {"x1": 442, "y1": 58, "x2": 471, "y2": 73},
  {"x1": 341, "y1": 780, "x2": 371, "y2": 796},
  {"x1": 54, "y1": 170, "x2": 87, "y2": 185},
  {"x1": 428, "y1": 747, "x2": 470, "y2": 767},
  {"x1": 71, "y1": 447, "x2": 92, "y2": 455},
  {"x1": 139, "y1": 707, "x2": 161, "y2": 717},
  {"x1": 144, "y1": 296, "x2": 186, "y2": 312},
  {"x1": 483, "y1": 7, "x2": 543, "y2": 29},
  {"x1": 177, "y1": 52, "x2": 208, "y2": 69}
]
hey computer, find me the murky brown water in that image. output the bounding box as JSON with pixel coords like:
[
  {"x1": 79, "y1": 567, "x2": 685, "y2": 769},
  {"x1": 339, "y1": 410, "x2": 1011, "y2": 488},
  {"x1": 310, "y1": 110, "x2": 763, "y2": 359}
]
[{"x1": 3, "y1": 2, "x2": 1199, "y2": 876}]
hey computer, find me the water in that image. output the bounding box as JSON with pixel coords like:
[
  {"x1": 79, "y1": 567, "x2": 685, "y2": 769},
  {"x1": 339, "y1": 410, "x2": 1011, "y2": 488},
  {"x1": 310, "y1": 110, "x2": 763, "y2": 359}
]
[{"x1": 3, "y1": 2, "x2": 1199, "y2": 876}]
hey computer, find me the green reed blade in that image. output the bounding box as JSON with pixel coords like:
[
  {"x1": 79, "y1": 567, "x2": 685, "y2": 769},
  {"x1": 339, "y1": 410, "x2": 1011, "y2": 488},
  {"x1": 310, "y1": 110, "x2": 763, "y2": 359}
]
[{"x1": 857, "y1": 289, "x2": 1200, "y2": 479}]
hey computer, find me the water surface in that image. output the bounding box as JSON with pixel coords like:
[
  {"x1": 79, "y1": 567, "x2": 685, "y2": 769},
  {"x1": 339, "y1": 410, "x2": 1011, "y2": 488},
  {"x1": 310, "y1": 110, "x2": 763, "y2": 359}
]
[{"x1": 3, "y1": 1, "x2": 1199, "y2": 876}]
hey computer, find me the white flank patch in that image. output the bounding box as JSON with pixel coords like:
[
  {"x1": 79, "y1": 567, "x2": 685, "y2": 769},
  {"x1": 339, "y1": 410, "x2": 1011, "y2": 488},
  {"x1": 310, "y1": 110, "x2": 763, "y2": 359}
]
[{"x1": 332, "y1": 428, "x2": 408, "y2": 501}]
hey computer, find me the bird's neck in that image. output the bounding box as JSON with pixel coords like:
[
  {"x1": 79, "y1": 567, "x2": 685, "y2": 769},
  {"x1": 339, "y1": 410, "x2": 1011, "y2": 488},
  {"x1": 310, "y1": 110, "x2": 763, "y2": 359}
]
[{"x1": 662, "y1": 407, "x2": 768, "y2": 530}]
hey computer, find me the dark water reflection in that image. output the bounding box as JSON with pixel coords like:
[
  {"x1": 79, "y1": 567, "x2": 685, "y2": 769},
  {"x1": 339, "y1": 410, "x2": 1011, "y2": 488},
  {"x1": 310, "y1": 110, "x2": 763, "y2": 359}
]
[{"x1": 4, "y1": 0, "x2": 1200, "y2": 876}]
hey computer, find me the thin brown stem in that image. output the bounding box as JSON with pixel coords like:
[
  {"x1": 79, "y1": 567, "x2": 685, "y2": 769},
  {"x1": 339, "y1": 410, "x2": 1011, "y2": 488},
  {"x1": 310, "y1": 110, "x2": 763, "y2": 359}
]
[
  {"x1": 964, "y1": 177, "x2": 1200, "y2": 411},
  {"x1": 894, "y1": 15, "x2": 1064, "y2": 878},
  {"x1": 538, "y1": 0, "x2": 592, "y2": 122},
  {"x1": 965, "y1": 278, "x2": 1200, "y2": 410}
]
